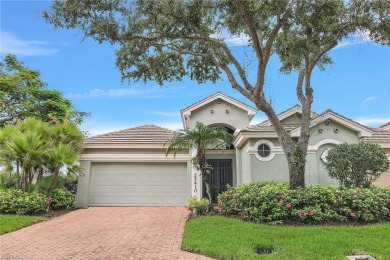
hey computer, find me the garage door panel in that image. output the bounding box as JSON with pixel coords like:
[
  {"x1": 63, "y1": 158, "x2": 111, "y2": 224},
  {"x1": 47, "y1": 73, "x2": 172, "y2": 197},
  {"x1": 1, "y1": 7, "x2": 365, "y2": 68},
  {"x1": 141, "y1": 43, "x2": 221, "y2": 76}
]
[{"x1": 89, "y1": 162, "x2": 187, "y2": 206}]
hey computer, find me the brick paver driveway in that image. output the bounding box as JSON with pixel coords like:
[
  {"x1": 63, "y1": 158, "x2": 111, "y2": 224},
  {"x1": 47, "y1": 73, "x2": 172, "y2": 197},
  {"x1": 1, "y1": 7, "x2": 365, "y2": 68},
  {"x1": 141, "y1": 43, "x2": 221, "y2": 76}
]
[{"x1": 0, "y1": 207, "x2": 212, "y2": 260}]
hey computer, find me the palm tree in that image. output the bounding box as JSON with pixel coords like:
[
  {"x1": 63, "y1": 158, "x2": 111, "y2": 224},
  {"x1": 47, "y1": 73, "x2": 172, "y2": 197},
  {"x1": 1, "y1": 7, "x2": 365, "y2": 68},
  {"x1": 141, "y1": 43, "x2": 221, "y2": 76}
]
[
  {"x1": 0, "y1": 118, "x2": 48, "y2": 190},
  {"x1": 165, "y1": 122, "x2": 233, "y2": 209}
]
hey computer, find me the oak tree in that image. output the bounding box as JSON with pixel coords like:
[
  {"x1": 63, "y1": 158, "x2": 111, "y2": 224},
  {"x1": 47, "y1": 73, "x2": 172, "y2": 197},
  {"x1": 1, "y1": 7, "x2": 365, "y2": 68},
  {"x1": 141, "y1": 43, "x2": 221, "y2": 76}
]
[{"x1": 44, "y1": 0, "x2": 389, "y2": 188}]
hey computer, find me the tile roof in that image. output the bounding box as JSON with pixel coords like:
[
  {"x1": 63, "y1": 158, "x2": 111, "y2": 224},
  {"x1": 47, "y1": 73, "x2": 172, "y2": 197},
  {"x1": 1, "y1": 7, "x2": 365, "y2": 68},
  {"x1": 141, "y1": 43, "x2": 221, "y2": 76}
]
[
  {"x1": 318, "y1": 109, "x2": 373, "y2": 132},
  {"x1": 361, "y1": 128, "x2": 390, "y2": 144},
  {"x1": 379, "y1": 122, "x2": 390, "y2": 129},
  {"x1": 85, "y1": 125, "x2": 174, "y2": 144}
]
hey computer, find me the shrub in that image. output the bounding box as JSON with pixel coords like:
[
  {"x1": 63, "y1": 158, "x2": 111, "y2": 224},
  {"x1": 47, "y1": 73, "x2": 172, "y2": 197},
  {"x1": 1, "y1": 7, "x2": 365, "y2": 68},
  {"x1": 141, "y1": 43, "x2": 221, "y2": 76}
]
[
  {"x1": 49, "y1": 188, "x2": 75, "y2": 210},
  {"x1": 61, "y1": 175, "x2": 78, "y2": 194},
  {"x1": 187, "y1": 196, "x2": 209, "y2": 215},
  {"x1": 0, "y1": 189, "x2": 46, "y2": 215},
  {"x1": 325, "y1": 142, "x2": 389, "y2": 188},
  {"x1": 218, "y1": 182, "x2": 390, "y2": 224}
]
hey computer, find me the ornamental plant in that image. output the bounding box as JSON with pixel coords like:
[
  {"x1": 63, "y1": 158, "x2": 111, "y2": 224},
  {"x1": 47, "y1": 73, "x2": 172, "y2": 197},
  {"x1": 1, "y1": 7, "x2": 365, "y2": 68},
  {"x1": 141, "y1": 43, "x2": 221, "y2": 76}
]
[
  {"x1": 218, "y1": 182, "x2": 390, "y2": 224},
  {"x1": 187, "y1": 196, "x2": 210, "y2": 215},
  {"x1": 325, "y1": 142, "x2": 389, "y2": 188}
]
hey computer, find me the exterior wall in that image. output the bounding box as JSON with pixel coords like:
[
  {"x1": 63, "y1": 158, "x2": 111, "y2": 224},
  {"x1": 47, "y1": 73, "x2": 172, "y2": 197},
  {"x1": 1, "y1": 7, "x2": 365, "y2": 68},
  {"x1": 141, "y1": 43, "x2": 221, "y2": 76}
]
[
  {"x1": 240, "y1": 141, "x2": 252, "y2": 184},
  {"x1": 308, "y1": 120, "x2": 360, "y2": 146},
  {"x1": 280, "y1": 113, "x2": 301, "y2": 125},
  {"x1": 374, "y1": 148, "x2": 390, "y2": 187},
  {"x1": 244, "y1": 121, "x2": 362, "y2": 186},
  {"x1": 314, "y1": 144, "x2": 339, "y2": 185},
  {"x1": 75, "y1": 160, "x2": 91, "y2": 208},
  {"x1": 185, "y1": 100, "x2": 251, "y2": 130}
]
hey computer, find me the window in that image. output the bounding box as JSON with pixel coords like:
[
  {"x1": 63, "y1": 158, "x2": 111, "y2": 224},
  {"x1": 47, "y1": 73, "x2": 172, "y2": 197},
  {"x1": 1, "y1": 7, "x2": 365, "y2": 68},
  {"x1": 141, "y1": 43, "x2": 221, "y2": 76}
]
[{"x1": 258, "y1": 144, "x2": 271, "y2": 157}]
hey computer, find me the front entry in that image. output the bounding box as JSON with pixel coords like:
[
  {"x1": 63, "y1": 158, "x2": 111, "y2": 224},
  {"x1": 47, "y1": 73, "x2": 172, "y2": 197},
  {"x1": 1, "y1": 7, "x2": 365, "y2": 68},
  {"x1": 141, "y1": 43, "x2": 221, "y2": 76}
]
[{"x1": 203, "y1": 159, "x2": 233, "y2": 203}]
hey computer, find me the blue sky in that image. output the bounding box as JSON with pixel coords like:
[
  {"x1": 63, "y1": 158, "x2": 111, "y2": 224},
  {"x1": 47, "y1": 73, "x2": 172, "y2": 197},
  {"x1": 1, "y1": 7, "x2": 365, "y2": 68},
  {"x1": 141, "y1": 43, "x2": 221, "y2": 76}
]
[{"x1": 1, "y1": 1, "x2": 389, "y2": 136}]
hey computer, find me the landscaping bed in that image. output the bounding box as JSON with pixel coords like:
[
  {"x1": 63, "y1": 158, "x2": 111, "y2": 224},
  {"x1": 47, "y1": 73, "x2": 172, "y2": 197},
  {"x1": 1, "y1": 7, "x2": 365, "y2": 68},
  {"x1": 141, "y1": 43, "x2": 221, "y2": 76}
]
[{"x1": 217, "y1": 182, "x2": 390, "y2": 224}]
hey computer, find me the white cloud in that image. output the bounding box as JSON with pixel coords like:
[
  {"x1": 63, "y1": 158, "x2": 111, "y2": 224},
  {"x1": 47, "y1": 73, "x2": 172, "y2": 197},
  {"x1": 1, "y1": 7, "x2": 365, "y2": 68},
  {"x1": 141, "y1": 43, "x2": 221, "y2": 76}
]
[
  {"x1": 211, "y1": 31, "x2": 250, "y2": 46},
  {"x1": 362, "y1": 96, "x2": 380, "y2": 104},
  {"x1": 0, "y1": 29, "x2": 58, "y2": 56},
  {"x1": 354, "y1": 117, "x2": 390, "y2": 127},
  {"x1": 334, "y1": 31, "x2": 374, "y2": 50},
  {"x1": 66, "y1": 86, "x2": 189, "y2": 100},
  {"x1": 159, "y1": 122, "x2": 183, "y2": 130}
]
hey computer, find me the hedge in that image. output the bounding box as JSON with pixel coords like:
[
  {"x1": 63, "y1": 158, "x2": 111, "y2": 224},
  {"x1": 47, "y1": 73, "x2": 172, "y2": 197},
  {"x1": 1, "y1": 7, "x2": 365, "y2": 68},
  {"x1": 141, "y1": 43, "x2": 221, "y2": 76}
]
[
  {"x1": 217, "y1": 182, "x2": 390, "y2": 224},
  {"x1": 0, "y1": 188, "x2": 75, "y2": 215}
]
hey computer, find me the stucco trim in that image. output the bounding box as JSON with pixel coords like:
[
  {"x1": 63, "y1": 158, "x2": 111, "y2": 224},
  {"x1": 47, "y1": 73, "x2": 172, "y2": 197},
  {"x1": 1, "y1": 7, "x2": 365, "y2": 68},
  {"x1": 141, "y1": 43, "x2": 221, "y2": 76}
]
[
  {"x1": 80, "y1": 153, "x2": 189, "y2": 162},
  {"x1": 233, "y1": 132, "x2": 279, "y2": 148},
  {"x1": 309, "y1": 139, "x2": 342, "y2": 151},
  {"x1": 247, "y1": 139, "x2": 283, "y2": 161}
]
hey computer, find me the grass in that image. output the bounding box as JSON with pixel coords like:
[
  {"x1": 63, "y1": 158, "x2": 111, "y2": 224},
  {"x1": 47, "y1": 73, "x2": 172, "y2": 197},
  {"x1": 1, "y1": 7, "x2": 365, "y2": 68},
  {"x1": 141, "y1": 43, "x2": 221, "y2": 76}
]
[
  {"x1": 183, "y1": 216, "x2": 390, "y2": 260},
  {"x1": 0, "y1": 215, "x2": 46, "y2": 235}
]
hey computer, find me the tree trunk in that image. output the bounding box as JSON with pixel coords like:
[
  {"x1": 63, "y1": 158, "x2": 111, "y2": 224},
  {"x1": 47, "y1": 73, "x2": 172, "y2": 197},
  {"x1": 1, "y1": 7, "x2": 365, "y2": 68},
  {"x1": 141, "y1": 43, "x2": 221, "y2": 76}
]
[
  {"x1": 37, "y1": 168, "x2": 44, "y2": 182},
  {"x1": 49, "y1": 166, "x2": 60, "y2": 194},
  {"x1": 203, "y1": 175, "x2": 213, "y2": 210}
]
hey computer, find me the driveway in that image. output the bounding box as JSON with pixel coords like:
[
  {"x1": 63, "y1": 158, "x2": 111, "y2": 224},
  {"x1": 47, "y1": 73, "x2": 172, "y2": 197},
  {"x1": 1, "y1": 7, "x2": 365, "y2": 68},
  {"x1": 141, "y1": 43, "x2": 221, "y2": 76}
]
[{"x1": 0, "y1": 207, "x2": 211, "y2": 260}]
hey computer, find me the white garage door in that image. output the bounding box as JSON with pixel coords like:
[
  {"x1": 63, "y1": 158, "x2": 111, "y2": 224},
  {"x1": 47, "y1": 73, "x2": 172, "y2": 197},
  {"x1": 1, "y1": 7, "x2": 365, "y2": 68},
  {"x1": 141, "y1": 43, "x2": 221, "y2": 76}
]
[{"x1": 89, "y1": 162, "x2": 188, "y2": 206}]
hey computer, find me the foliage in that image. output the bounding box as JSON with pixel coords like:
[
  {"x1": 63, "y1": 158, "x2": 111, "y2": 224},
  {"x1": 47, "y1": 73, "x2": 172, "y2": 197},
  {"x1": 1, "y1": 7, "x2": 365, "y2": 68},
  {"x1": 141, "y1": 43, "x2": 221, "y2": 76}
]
[
  {"x1": 44, "y1": 0, "x2": 390, "y2": 189},
  {"x1": 218, "y1": 182, "x2": 390, "y2": 224},
  {"x1": 0, "y1": 189, "x2": 47, "y2": 215},
  {"x1": 50, "y1": 188, "x2": 75, "y2": 210},
  {"x1": 325, "y1": 142, "x2": 389, "y2": 188},
  {"x1": 0, "y1": 172, "x2": 21, "y2": 190},
  {"x1": 0, "y1": 54, "x2": 88, "y2": 126},
  {"x1": 166, "y1": 122, "x2": 233, "y2": 207},
  {"x1": 0, "y1": 188, "x2": 75, "y2": 215},
  {"x1": 187, "y1": 196, "x2": 210, "y2": 215},
  {"x1": 183, "y1": 216, "x2": 390, "y2": 260},
  {"x1": 0, "y1": 215, "x2": 46, "y2": 235},
  {"x1": 0, "y1": 117, "x2": 84, "y2": 192},
  {"x1": 61, "y1": 175, "x2": 78, "y2": 194}
]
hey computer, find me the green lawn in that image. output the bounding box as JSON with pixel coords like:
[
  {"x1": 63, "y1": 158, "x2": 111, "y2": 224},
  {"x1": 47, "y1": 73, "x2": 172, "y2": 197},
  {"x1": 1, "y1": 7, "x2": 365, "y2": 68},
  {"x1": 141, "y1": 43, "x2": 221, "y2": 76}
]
[
  {"x1": 0, "y1": 215, "x2": 46, "y2": 235},
  {"x1": 183, "y1": 216, "x2": 390, "y2": 260}
]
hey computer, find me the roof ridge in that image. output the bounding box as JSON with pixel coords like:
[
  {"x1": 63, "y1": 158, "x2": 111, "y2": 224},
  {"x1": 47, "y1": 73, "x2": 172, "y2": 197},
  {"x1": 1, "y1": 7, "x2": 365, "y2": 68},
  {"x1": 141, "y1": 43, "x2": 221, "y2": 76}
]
[
  {"x1": 87, "y1": 124, "x2": 174, "y2": 139},
  {"x1": 180, "y1": 91, "x2": 257, "y2": 113},
  {"x1": 315, "y1": 109, "x2": 373, "y2": 131}
]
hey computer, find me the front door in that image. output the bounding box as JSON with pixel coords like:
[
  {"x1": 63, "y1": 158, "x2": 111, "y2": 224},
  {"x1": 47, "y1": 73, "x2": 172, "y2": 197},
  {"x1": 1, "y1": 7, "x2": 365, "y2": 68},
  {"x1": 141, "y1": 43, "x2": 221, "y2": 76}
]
[{"x1": 203, "y1": 159, "x2": 233, "y2": 203}]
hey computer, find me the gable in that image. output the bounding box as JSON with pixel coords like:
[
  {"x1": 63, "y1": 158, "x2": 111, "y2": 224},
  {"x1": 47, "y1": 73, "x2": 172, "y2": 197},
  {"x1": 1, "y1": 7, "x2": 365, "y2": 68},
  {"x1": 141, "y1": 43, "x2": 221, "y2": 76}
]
[
  {"x1": 290, "y1": 110, "x2": 372, "y2": 138},
  {"x1": 181, "y1": 92, "x2": 257, "y2": 129}
]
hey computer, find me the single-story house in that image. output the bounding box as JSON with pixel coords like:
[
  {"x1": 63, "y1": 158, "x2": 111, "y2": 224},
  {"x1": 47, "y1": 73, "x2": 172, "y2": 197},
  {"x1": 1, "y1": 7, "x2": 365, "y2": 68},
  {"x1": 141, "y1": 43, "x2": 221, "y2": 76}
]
[{"x1": 76, "y1": 92, "x2": 390, "y2": 207}]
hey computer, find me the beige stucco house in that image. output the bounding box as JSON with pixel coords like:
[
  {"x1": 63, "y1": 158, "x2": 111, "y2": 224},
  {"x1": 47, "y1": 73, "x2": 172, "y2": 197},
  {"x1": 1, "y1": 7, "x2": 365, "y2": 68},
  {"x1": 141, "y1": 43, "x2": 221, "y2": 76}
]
[{"x1": 76, "y1": 92, "x2": 390, "y2": 207}]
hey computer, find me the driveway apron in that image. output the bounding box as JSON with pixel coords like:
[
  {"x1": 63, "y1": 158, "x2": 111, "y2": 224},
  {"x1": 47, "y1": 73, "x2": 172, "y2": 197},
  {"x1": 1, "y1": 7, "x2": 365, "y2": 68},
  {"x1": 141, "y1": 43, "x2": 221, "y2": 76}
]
[{"x1": 0, "y1": 207, "x2": 211, "y2": 260}]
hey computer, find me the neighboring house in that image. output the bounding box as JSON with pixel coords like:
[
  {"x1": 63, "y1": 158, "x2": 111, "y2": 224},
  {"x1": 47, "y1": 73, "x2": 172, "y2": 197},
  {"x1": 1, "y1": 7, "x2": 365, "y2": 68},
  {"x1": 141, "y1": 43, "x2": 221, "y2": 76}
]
[{"x1": 76, "y1": 92, "x2": 390, "y2": 207}]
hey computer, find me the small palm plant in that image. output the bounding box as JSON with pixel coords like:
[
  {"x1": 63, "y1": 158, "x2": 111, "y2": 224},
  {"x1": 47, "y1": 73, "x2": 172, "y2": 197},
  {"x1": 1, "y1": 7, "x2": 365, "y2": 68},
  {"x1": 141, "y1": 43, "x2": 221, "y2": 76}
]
[{"x1": 165, "y1": 122, "x2": 233, "y2": 209}]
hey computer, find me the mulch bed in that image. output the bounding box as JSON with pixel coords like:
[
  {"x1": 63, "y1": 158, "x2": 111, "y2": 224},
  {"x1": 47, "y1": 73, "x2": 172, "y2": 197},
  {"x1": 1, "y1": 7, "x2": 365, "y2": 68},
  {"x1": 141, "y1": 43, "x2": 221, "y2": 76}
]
[{"x1": 36, "y1": 208, "x2": 79, "y2": 220}]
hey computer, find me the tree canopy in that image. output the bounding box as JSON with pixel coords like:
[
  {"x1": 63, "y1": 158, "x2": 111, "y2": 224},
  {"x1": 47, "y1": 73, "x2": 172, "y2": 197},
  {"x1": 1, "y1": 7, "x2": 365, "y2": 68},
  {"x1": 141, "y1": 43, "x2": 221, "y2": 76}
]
[
  {"x1": 44, "y1": 0, "x2": 389, "y2": 189},
  {"x1": 0, "y1": 54, "x2": 89, "y2": 127}
]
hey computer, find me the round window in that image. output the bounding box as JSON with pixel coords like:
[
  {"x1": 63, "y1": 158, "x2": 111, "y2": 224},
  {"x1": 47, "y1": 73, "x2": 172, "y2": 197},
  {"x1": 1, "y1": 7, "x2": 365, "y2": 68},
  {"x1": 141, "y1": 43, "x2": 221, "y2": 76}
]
[{"x1": 258, "y1": 144, "x2": 271, "y2": 157}]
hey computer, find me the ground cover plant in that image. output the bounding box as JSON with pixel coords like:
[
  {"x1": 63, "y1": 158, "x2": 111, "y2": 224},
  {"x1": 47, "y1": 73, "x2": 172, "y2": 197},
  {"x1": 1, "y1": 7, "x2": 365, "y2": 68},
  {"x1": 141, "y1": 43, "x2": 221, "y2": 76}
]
[
  {"x1": 183, "y1": 216, "x2": 390, "y2": 260},
  {"x1": 0, "y1": 214, "x2": 46, "y2": 234},
  {"x1": 217, "y1": 182, "x2": 390, "y2": 224}
]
